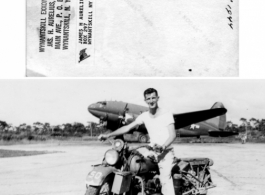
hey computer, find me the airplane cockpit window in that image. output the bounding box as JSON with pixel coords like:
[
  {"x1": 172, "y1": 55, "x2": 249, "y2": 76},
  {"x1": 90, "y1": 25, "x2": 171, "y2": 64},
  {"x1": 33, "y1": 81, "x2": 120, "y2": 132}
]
[{"x1": 97, "y1": 101, "x2": 107, "y2": 108}]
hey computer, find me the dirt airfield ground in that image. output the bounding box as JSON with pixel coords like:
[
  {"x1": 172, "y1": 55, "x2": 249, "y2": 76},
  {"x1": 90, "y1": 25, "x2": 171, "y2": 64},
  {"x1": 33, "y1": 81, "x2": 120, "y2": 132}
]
[{"x1": 0, "y1": 141, "x2": 264, "y2": 195}]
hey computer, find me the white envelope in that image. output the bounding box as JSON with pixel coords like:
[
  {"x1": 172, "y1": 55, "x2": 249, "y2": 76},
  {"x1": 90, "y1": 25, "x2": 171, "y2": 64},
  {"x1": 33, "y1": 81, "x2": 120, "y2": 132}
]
[{"x1": 27, "y1": 0, "x2": 238, "y2": 77}]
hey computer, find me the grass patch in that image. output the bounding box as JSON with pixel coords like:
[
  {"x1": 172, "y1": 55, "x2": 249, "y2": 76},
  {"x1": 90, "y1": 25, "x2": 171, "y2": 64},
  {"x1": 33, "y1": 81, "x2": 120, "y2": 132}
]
[{"x1": 0, "y1": 149, "x2": 59, "y2": 158}]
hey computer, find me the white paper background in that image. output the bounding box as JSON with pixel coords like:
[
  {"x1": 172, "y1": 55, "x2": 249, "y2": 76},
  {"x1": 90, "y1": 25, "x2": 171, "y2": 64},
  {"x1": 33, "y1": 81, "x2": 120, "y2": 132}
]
[
  {"x1": 94, "y1": 0, "x2": 238, "y2": 77},
  {"x1": 26, "y1": 0, "x2": 238, "y2": 77},
  {"x1": 0, "y1": 0, "x2": 264, "y2": 78}
]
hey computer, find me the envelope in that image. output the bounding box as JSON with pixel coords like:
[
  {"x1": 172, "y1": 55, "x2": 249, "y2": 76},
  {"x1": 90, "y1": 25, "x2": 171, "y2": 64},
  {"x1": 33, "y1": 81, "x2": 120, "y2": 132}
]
[{"x1": 27, "y1": 0, "x2": 238, "y2": 77}]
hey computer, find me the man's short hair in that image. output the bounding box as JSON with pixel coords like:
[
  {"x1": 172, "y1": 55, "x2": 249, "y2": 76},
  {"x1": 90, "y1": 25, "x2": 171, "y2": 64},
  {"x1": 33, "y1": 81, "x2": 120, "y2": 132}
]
[{"x1": 144, "y1": 88, "x2": 158, "y2": 98}]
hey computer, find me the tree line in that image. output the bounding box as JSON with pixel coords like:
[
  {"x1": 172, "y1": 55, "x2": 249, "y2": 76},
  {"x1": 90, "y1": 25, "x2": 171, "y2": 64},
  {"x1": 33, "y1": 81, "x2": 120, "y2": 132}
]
[
  {"x1": 0, "y1": 121, "x2": 107, "y2": 141},
  {"x1": 226, "y1": 118, "x2": 265, "y2": 132},
  {"x1": 1, "y1": 117, "x2": 265, "y2": 141},
  {"x1": 226, "y1": 118, "x2": 265, "y2": 141}
]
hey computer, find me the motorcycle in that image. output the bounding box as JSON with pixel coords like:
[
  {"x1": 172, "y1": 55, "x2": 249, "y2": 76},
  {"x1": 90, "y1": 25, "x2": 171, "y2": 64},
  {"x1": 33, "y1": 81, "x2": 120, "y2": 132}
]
[{"x1": 85, "y1": 139, "x2": 216, "y2": 195}]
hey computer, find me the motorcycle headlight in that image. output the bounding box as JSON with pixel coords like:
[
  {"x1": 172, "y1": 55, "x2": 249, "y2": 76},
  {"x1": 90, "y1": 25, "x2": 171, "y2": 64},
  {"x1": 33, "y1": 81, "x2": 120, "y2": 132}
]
[
  {"x1": 105, "y1": 149, "x2": 119, "y2": 165},
  {"x1": 113, "y1": 139, "x2": 124, "y2": 152}
]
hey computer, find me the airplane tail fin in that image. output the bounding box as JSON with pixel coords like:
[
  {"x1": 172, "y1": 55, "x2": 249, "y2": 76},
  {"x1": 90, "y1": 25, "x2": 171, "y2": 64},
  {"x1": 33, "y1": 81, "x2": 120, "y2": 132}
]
[{"x1": 210, "y1": 102, "x2": 227, "y2": 130}]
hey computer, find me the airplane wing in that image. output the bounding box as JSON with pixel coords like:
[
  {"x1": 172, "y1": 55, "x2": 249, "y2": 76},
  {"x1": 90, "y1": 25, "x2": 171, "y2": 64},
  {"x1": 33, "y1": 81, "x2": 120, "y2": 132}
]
[{"x1": 173, "y1": 108, "x2": 227, "y2": 129}]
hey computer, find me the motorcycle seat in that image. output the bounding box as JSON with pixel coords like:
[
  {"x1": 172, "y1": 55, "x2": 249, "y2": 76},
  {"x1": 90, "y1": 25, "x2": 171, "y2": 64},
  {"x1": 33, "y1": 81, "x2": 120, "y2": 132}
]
[{"x1": 178, "y1": 157, "x2": 214, "y2": 167}]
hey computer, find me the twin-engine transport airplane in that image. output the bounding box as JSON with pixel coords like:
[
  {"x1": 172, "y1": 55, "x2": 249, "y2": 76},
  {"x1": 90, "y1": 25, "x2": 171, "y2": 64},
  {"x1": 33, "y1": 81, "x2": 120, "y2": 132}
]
[{"x1": 88, "y1": 101, "x2": 237, "y2": 143}]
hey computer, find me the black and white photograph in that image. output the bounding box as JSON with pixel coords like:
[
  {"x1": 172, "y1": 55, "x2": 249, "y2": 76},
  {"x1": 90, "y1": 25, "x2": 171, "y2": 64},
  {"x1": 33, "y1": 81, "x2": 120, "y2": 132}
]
[
  {"x1": 1, "y1": 0, "x2": 265, "y2": 195},
  {"x1": 0, "y1": 79, "x2": 264, "y2": 195},
  {"x1": 26, "y1": 0, "x2": 238, "y2": 77}
]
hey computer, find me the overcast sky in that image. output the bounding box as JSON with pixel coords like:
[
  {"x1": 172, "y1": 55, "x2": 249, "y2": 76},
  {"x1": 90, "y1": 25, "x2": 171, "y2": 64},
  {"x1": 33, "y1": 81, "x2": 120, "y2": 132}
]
[{"x1": 0, "y1": 79, "x2": 264, "y2": 126}]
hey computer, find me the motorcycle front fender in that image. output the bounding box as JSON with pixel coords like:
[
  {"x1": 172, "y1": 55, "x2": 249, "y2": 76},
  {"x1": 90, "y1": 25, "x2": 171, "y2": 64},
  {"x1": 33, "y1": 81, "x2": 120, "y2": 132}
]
[{"x1": 85, "y1": 165, "x2": 118, "y2": 187}]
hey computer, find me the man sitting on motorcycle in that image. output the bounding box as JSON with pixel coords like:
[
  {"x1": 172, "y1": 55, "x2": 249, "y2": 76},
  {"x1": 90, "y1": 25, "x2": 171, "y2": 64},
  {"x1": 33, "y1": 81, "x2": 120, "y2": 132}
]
[{"x1": 98, "y1": 88, "x2": 176, "y2": 195}]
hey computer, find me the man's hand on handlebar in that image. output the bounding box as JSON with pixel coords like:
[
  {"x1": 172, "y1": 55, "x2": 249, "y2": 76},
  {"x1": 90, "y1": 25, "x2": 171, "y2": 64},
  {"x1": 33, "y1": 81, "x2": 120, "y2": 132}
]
[
  {"x1": 153, "y1": 144, "x2": 165, "y2": 154},
  {"x1": 98, "y1": 134, "x2": 109, "y2": 141},
  {"x1": 145, "y1": 145, "x2": 153, "y2": 151}
]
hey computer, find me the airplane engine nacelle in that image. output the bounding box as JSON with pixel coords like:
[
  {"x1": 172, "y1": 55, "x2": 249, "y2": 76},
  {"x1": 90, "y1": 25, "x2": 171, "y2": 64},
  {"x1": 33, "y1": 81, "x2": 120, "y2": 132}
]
[{"x1": 106, "y1": 113, "x2": 120, "y2": 122}]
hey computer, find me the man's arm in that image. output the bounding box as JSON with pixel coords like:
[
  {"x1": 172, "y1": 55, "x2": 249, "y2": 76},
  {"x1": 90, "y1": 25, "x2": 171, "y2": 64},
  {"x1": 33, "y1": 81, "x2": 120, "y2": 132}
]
[
  {"x1": 98, "y1": 121, "x2": 140, "y2": 140},
  {"x1": 162, "y1": 123, "x2": 176, "y2": 149}
]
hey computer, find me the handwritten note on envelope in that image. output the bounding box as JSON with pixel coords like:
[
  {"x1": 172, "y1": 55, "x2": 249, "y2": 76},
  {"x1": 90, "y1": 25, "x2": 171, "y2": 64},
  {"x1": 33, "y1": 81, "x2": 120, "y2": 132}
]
[{"x1": 27, "y1": 0, "x2": 238, "y2": 77}]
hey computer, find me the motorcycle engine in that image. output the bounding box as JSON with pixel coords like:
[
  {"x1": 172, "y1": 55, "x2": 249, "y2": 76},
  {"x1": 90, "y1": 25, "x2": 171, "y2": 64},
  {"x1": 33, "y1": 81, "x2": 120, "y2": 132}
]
[
  {"x1": 128, "y1": 148, "x2": 158, "y2": 174},
  {"x1": 145, "y1": 178, "x2": 161, "y2": 194}
]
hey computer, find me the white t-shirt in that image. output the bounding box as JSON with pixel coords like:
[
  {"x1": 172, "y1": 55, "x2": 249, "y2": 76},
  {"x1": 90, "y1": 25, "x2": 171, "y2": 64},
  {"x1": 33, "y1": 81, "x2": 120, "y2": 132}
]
[{"x1": 135, "y1": 108, "x2": 175, "y2": 146}]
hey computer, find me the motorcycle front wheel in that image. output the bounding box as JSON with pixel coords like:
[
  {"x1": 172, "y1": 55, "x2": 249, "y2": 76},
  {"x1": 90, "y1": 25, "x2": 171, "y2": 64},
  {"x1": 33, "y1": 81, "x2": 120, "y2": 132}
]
[{"x1": 85, "y1": 178, "x2": 113, "y2": 195}]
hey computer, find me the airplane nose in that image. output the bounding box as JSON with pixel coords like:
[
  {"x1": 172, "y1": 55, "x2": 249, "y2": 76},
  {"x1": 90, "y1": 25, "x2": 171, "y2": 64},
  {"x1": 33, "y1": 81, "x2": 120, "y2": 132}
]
[{"x1": 88, "y1": 103, "x2": 97, "y2": 115}]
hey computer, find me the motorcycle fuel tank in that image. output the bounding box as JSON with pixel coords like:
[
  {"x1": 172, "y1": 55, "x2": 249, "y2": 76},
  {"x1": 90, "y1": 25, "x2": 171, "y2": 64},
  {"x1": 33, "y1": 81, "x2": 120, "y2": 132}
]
[{"x1": 128, "y1": 148, "x2": 158, "y2": 174}]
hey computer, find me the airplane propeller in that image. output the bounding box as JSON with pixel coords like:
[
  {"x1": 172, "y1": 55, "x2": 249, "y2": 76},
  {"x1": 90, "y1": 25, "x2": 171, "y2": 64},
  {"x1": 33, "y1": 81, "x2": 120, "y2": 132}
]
[
  {"x1": 118, "y1": 103, "x2": 129, "y2": 127},
  {"x1": 97, "y1": 114, "x2": 108, "y2": 128},
  {"x1": 97, "y1": 120, "x2": 107, "y2": 128}
]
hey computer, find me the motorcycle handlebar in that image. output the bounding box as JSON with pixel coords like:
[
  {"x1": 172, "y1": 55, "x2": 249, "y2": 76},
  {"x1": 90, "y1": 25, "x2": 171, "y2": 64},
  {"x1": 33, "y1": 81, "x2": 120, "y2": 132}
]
[
  {"x1": 99, "y1": 137, "x2": 163, "y2": 155},
  {"x1": 128, "y1": 145, "x2": 154, "y2": 152}
]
